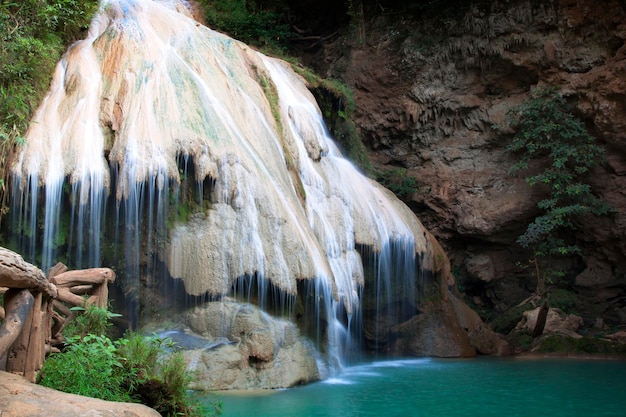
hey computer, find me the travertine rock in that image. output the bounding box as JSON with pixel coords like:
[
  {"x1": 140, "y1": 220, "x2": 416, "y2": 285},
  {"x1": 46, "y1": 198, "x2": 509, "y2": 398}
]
[{"x1": 176, "y1": 300, "x2": 321, "y2": 390}]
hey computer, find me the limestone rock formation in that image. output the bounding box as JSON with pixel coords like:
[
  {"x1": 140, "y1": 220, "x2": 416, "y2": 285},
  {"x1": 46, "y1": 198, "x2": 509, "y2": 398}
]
[{"x1": 171, "y1": 300, "x2": 321, "y2": 390}]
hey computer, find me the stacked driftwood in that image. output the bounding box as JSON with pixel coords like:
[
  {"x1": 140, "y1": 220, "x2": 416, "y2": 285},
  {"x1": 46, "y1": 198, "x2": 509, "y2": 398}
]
[{"x1": 0, "y1": 246, "x2": 115, "y2": 382}]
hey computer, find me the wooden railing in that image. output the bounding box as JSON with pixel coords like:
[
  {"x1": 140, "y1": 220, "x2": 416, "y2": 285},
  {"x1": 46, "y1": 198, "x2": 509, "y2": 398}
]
[{"x1": 0, "y1": 247, "x2": 115, "y2": 382}]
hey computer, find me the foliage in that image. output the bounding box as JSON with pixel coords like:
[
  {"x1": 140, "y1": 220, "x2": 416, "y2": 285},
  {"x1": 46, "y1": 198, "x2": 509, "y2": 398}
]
[
  {"x1": 39, "y1": 305, "x2": 221, "y2": 416},
  {"x1": 374, "y1": 167, "x2": 421, "y2": 201},
  {"x1": 295, "y1": 67, "x2": 371, "y2": 170},
  {"x1": 39, "y1": 333, "x2": 133, "y2": 401},
  {"x1": 546, "y1": 288, "x2": 578, "y2": 314},
  {"x1": 63, "y1": 302, "x2": 122, "y2": 339},
  {"x1": 197, "y1": 0, "x2": 292, "y2": 53},
  {"x1": 503, "y1": 87, "x2": 610, "y2": 293}
]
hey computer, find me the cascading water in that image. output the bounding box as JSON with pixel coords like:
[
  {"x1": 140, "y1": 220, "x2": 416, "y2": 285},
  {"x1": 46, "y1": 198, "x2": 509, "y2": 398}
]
[{"x1": 6, "y1": 0, "x2": 446, "y2": 376}]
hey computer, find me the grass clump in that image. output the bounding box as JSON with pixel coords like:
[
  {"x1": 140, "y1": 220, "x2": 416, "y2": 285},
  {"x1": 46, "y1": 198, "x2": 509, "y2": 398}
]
[{"x1": 38, "y1": 304, "x2": 221, "y2": 416}]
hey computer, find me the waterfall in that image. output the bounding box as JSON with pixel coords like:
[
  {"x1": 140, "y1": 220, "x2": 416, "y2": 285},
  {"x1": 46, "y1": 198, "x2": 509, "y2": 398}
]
[{"x1": 7, "y1": 0, "x2": 438, "y2": 368}]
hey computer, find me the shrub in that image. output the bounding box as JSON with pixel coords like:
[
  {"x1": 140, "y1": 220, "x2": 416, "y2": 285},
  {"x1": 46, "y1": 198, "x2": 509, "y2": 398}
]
[
  {"x1": 374, "y1": 167, "x2": 421, "y2": 201},
  {"x1": 63, "y1": 302, "x2": 121, "y2": 339},
  {"x1": 546, "y1": 288, "x2": 578, "y2": 314},
  {"x1": 39, "y1": 305, "x2": 221, "y2": 416},
  {"x1": 39, "y1": 333, "x2": 132, "y2": 402}
]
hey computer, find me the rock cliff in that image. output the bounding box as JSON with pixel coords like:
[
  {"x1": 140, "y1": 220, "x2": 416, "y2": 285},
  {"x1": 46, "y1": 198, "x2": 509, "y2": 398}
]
[{"x1": 304, "y1": 0, "x2": 626, "y2": 330}]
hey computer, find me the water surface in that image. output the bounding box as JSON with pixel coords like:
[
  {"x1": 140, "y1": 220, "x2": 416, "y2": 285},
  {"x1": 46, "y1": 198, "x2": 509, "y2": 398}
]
[{"x1": 216, "y1": 357, "x2": 626, "y2": 417}]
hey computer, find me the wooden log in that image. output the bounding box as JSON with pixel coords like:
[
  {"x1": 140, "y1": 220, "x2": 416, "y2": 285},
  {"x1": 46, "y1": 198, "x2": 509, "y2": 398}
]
[
  {"x1": 52, "y1": 299, "x2": 72, "y2": 317},
  {"x1": 23, "y1": 292, "x2": 44, "y2": 382},
  {"x1": 6, "y1": 291, "x2": 37, "y2": 376},
  {"x1": 92, "y1": 280, "x2": 109, "y2": 308},
  {"x1": 50, "y1": 268, "x2": 115, "y2": 287},
  {"x1": 50, "y1": 300, "x2": 72, "y2": 339},
  {"x1": 70, "y1": 284, "x2": 94, "y2": 295},
  {"x1": 56, "y1": 287, "x2": 89, "y2": 307},
  {"x1": 0, "y1": 289, "x2": 34, "y2": 371},
  {"x1": 47, "y1": 262, "x2": 68, "y2": 280},
  {"x1": 0, "y1": 247, "x2": 57, "y2": 298},
  {"x1": 50, "y1": 310, "x2": 65, "y2": 339},
  {"x1": 43, "y1": 298, "x2": 53, "y2": 356}
]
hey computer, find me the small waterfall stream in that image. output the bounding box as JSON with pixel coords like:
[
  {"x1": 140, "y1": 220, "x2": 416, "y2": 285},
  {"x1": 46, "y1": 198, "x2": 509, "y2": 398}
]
[{"x1": 6, "y1": 0, "x2": 444, "y2": 379}]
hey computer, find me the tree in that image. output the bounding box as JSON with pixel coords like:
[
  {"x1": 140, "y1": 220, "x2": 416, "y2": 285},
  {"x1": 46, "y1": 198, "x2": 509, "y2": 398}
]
[{"x1": 504, "y1": 87, "x2": 610, "y2": 295}]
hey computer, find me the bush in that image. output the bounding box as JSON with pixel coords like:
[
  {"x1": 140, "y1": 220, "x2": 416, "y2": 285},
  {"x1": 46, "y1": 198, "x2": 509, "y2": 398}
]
[
  {"x1": 39, "y1": 333, "x2": 132, "y2": 402},
  {"x1": 39, "y1": 305, "x2": 221, "y2": 416},
  {"x1": 546, "y1": 288, "x2": 578, "y2": 314},
  {"x1": 63, "y1": 303, "x2": 121, "y2": 339}
]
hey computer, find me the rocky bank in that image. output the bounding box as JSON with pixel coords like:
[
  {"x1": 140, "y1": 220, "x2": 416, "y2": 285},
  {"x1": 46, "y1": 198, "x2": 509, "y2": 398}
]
[{"x1": 302, "y1": 0, "x2": 626, "y2": 332}]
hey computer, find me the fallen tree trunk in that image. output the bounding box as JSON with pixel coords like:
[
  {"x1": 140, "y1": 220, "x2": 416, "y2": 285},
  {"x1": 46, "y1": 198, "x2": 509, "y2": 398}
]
[
  {"x1": 0, "y1": 289, "x2": 34, "y2": 370},
  {"x1": 0, "y1": 248, "x2": 57, "y2": 298}
]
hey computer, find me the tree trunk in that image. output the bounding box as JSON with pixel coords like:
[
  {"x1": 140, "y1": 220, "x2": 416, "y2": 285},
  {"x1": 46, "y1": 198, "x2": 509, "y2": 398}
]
[
  {"x1": 533, "y1": 299, "x2": 549, "y2": 338},
  {"x1": 0, "y1": 289, "x2": 34, "y2": 370}
]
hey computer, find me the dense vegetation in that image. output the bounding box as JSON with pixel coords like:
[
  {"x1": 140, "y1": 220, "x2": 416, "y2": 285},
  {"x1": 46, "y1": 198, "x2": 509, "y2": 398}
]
[{"x1": 39, "y1": 303, "x2": 221, "y2": 416}]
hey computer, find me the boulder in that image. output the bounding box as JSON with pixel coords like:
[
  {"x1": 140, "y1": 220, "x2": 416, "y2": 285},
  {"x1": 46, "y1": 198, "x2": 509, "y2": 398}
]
[
  {"x1": 450, "y1": 294, "x2": 513, "y2": 356},
  {"x1": 516, "y1": 307, "x2": 584, "y2": 338},
  {"x1": 173, "y1": 300, "x2": 321, "y2": 390}
]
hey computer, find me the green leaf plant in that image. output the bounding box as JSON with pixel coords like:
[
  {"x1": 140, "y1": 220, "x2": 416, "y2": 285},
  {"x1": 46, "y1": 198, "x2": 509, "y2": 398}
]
[
  {"x1": 503, "y1": 87, "x2": 610, "y2": 296},
  {"x1": 38, "y1": 303, "x2": 221, "y2": 416}
]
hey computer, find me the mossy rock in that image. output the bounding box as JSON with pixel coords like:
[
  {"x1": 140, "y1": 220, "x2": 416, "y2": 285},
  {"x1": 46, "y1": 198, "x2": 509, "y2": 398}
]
[
  {"x1": 489, "y1": 303, "x2": 535, "y2": 335},
  {"x1": 536, "y1": 334, "x2": 626, "y2": 355}
]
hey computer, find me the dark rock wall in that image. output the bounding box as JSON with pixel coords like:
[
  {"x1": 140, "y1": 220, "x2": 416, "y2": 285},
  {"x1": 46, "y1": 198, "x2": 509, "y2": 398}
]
[{"x1": 303, "y1": 0, "x2": 626, "y2": 328}]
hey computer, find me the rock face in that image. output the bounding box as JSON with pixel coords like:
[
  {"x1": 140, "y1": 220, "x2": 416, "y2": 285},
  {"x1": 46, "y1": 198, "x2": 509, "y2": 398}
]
[
  {"x1": 0, "y1": 371, "x2": 160, "y2": 417},
  {"x1": 307, "y1": 0, "x2": 626, "y2": 328}
]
